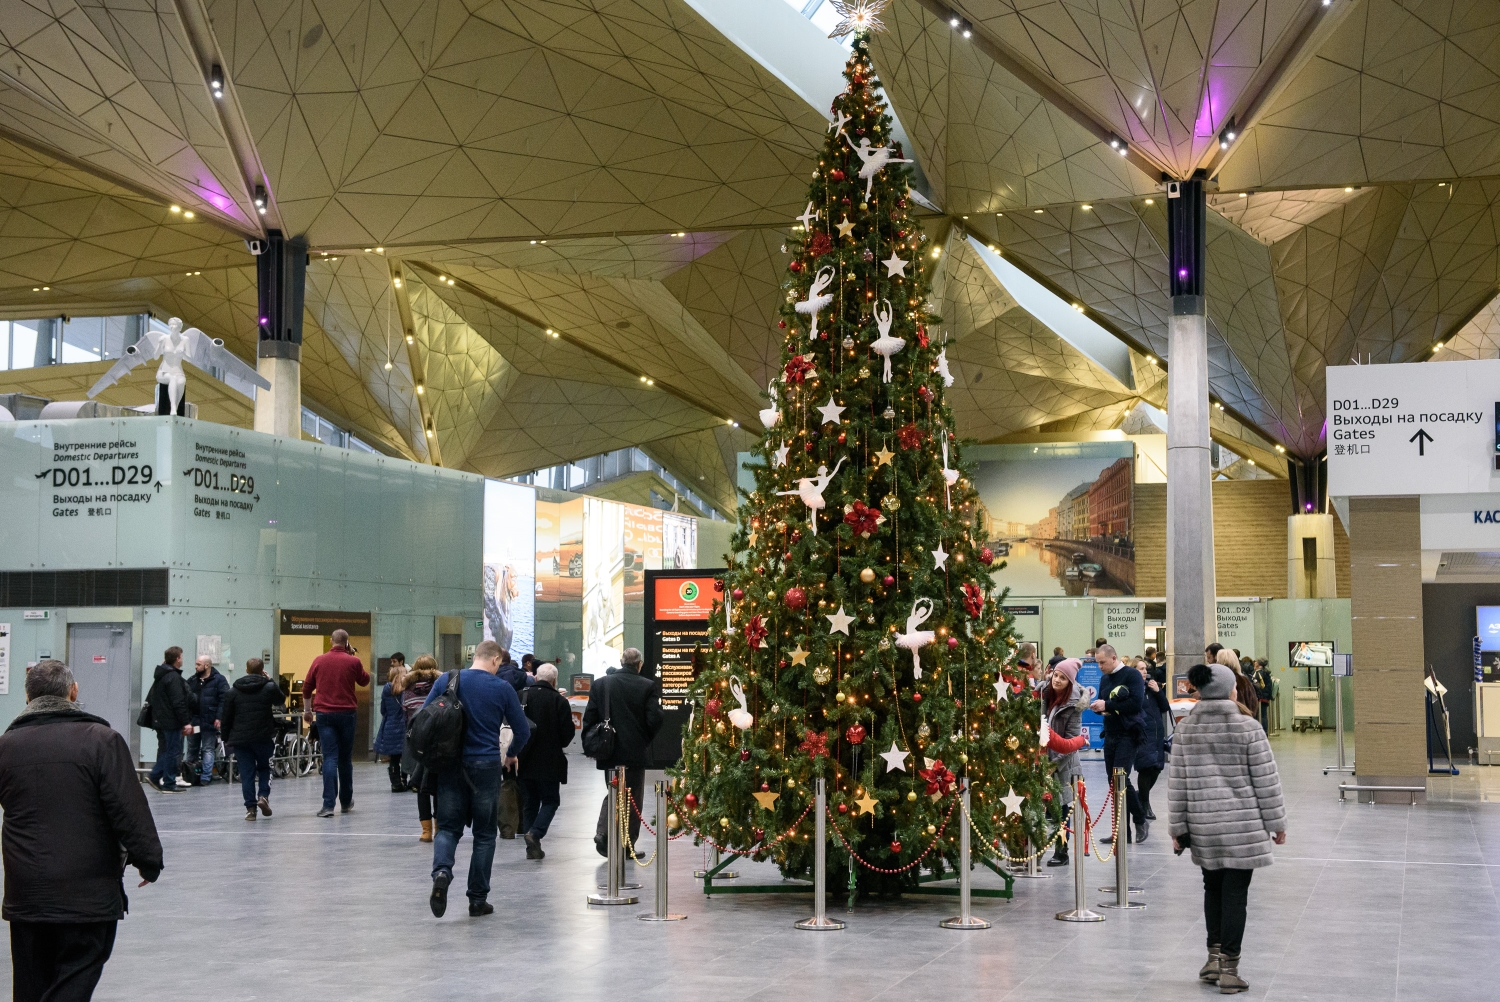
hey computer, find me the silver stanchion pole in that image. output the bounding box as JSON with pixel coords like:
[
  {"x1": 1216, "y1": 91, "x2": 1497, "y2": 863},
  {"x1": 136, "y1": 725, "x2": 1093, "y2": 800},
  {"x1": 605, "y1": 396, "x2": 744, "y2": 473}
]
[
  {"x1": 694, "y1": 845, "x2": 739, "y2": 880},
  {"x1": 940, "y1": 780, "x2": 990, "y2": 929},
  {"x1": 588, "y1": 766, "x2": 640, "y2": 905},
  {"x1": 1012, "y1": 832, "x2": 1052, "y2": 879},
  {"x1": 639, "y1": 781, "x2": 686, "y2": 922},
  {"x1": 1099, "y1": 769, "x2": 1145, "y2": 910},
  {"x1": 1056, "y1": 778, "x2": 1103, "y2": 922},
  {"x1": 795, "y1": 777, "x2": 845, "y2": 930}
]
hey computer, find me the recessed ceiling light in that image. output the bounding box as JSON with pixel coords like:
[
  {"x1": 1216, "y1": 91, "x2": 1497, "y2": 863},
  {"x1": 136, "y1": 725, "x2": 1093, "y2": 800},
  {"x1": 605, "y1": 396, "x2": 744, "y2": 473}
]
[
  {"x1": 1081, "y1": 204, "x2": 1092, "y2": 211},
  {"x1": 1144, "y1": 198, "x2": 1154, "y2": 205},
  {"x1": 1345, "y1": 187, "x2": 1354, "y2": 193},
  {"x1": 182, "y1": 211, "x2": 194, "y2": 219},
  {"x1": 1239, "y1": 192, "x2": 1248, "y2": 198}
]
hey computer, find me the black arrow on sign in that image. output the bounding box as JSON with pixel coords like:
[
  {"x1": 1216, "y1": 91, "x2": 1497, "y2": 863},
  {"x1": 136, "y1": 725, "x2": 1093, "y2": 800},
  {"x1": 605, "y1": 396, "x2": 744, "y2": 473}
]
[{"x1": 1410, "y1": 428, "x2": 1434, "y2": 455}]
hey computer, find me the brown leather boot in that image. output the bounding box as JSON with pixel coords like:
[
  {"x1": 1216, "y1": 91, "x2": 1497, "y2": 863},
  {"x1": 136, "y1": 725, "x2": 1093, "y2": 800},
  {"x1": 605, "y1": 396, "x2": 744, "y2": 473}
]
[{"x1": 420, "y1": 819, "x2": 433, "y2": 843}]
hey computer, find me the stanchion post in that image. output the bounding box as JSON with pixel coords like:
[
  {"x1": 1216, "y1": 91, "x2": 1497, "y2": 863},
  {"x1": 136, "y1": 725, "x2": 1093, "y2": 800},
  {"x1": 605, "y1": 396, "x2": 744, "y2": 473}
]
[
  {"x1": 640, "y1": 781, "x2": 686, "y2": 922},
  {"x1": 695, "y1": 845, "x2": 738, "y2": 880},
  {"x1": 1012, "y1": 831, "x2": 1052, "y2": 879},
  {"x1": 1056, "y1": 777, "x2": 1103, "y2": 922},
  {"x1": 587, "y1": 766, "x2": 640, "y2": 906},
  {"x1": 795, "y1": 777, "x2": 845, "y2": 931},
  {"x1": 940, "y1": 780, "x2": 990, "y2": 929},
  {"x1": 1099, "y1": 768, "x2": 1145, "y2": 910}
]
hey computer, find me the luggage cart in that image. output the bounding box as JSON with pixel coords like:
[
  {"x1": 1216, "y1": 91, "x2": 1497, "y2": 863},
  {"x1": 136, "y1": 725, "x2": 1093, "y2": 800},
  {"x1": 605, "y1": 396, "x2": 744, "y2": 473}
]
[{"x1": 1292, "y1": 663, "x2": 1323, "y2": 732}]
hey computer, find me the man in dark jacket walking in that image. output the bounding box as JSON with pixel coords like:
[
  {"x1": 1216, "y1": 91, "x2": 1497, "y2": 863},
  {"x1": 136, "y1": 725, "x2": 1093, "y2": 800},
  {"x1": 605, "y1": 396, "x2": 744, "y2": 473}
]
[
  {"x1": 221, "y1": 657, "x2": 285, "y2": 820},
  {"x1": 145, "y1": 646, "x2": 192, "y2": 794},
  {"x1": 583, "y1": 647, "x2": 663, "y2": 856},
  {"x1": 518, "y1": 664, "x2": 575, "y2": 860},
  {"x1": 1088, "y1": 643, "x2": 1149, "y2": 843},
  {"x1": 0, "y1": 660, "x2": 164, "y2": 1002},
  {"x1": 184, "y1": 655, "x2": 230, "y2": 785}
]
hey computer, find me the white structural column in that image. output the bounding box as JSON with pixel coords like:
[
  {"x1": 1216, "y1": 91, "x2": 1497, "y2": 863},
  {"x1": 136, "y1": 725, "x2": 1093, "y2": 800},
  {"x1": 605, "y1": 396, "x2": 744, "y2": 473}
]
[
  {"x1": 254, "y1": 353, "x2": 301, "y2": 437},
  {"x1": 1164, "y1": 180, "x2": 1215, "y2": 686}
]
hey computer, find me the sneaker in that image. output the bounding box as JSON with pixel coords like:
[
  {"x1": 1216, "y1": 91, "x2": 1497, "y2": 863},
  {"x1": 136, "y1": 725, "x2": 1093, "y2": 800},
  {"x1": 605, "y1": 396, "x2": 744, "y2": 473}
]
[
  {"x1": 430, "y1": 870, "x2": 452, "y2": 917},
  {"x1": 316, "y1": 807, "x2": 335, "y2": 818},
  {"x1": 175, "y1": 777, "x2": 192, "y2": 788},
  {"x1": 341, "y1": 801, "x2": 354, "y2": 814},
  {"x1": 257, "y1": 796, "x2": 272, "y2": 817},
  {"x1": 245, "y1": 809, "x2": 257, "y2": 821},
  {"x1": 1135, "y1": 819, "x2": 1150, "y2": 843},
  {"x1": 525, "y1": 832, "x2": 545, "y2": 860},
  {"x1": 151, "y1": 779, "x2": 182, "y2": 794},
  {"x1": 468, "y1": 900, "x2": 494, "y2": 917}
]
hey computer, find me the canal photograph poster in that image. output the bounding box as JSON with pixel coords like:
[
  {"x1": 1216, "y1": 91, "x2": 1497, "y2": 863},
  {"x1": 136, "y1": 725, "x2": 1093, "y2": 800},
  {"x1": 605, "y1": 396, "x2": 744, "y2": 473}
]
[{"x1": 969, "y1": 442, "x2": 1136, "y2": 597}]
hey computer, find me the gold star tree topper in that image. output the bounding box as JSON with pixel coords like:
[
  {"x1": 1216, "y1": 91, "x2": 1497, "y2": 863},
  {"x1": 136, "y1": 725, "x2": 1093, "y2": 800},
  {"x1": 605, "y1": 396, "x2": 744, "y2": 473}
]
[{"x1": 827, "y1": 0, "x2": 891, "y2": 38}]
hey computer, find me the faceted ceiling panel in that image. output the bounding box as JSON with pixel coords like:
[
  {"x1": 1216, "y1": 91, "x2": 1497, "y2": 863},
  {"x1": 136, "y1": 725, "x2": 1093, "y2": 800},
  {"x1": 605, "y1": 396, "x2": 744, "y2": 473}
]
[{"x1": 1439, "y1": 290, "x2": 1500, "y2": 360}]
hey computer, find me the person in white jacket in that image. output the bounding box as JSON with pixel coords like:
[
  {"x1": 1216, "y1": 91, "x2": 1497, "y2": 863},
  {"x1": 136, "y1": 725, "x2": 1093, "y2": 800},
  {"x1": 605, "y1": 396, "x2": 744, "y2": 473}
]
[{"x1": 1169, "y1": 663, "x2": 1287, "y2": 995}]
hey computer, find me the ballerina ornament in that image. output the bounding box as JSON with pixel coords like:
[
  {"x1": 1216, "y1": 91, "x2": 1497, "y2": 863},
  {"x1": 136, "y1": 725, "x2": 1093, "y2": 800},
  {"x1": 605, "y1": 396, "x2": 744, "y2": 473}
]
[
  {"x1": 795, "y1": 267, "x2": 835, "y2": 340},
  {"x1": 758, "y1": 380, "x2": 781, "y2": 429},
  {"x1": 894, "y1": 597, "x2": 936, "y2": 678},
  {"x1": 845, "y1": 134, "x2": 913, "y2": 203},
  {"x1": 940, "y1": 436, "x2": 959, "y2": 508},
  {"x1": 869, "y1": 299, "x2": 905, "y2": 382},
  {"x1": 776, "y1": 456, "x2": 846, "y2": 536}
]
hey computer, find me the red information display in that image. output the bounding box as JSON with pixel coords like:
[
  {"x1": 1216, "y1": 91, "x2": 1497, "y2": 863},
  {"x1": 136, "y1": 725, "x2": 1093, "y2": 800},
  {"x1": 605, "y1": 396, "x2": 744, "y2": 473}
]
[{"x1": 653, "y1": 576, "x2": 718, "y2": 621}]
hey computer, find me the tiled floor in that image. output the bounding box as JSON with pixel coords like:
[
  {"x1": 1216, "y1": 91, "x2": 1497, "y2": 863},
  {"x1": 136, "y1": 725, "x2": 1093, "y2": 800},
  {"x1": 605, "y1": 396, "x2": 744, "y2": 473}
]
[{"x1": 7, "y1": 730, "x2": 1495, "y2": 1001}]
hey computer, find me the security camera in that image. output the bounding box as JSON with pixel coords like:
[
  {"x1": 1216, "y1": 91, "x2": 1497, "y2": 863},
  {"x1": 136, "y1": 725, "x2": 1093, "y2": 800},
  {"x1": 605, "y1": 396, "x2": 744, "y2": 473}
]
[
  {"x1": 245, "y1": 238, "x2": 265, "y2": 255},
  {"x1": 1166, "y1": 181, "x2": 1182, "y2": 199}
]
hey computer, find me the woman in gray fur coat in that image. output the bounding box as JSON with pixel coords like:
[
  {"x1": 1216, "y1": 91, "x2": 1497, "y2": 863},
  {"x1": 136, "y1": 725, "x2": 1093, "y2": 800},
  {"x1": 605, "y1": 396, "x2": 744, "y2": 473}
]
[{"x1": 1169, "y1": 663, "x2": 1287, "y2": 995}]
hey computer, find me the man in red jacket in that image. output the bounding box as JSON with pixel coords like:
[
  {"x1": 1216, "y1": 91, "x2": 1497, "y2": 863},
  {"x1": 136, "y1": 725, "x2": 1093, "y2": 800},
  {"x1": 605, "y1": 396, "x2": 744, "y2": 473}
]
[{"x1": 302, "y1": 630, "x2": 370, "y2": 817}]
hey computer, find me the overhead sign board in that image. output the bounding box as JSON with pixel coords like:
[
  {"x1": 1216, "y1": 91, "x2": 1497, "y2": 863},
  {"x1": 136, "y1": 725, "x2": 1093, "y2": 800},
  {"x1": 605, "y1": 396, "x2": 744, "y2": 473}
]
[{"x1": 1327, "y1": 359, "x2": 1500, "y2": 496}]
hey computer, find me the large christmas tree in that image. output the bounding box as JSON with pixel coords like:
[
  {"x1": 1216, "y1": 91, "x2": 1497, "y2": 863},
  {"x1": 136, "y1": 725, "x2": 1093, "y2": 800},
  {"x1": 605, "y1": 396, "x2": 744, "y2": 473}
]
[{"x1": 670, "y1": 30, "x2": 1057, "y2": 895}]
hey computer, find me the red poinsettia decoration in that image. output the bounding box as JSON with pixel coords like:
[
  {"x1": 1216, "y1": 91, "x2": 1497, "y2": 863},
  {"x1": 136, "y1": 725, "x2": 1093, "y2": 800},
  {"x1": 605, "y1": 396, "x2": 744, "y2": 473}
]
[
  {"x1": 798, "y1": 729, "x2": 830, "y2": 758},
  {"x1": 962, "y1": 581, "x2": 984, "y2": 617},
  {"x1": 744, "y1": 615, "x2": 768, "y2": 650},
  {"x1": 897, "y1": 423, "x2": 925, "y2": 450},
  {"x1": 784, "y1": 354, "x2": 815, "y2": 385},
  {"x1": 843, "y1": 500, "x2": 880, "y2": 537},
  {"x1": 807, "y1": 231, "x2": 832, "y2": 257},
  {"x1": 916, "y1": 326, "x2": 930, "y2": 348},
  {"x1": 918, "y1": 759, "x2": 956, "y2": 798}
]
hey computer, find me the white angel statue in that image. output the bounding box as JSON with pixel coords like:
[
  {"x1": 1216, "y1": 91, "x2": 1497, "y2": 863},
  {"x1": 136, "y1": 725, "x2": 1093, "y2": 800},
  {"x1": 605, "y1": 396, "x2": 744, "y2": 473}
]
[
  {"x1": 758, "y1": 380, "x2": 781, "y2": 429},
  {"x1": 88, "y1": 317, "x2": 269, "y2": 414},
  {"x1": 776, "y1": 456, "x2": 846, "y2": 536},
  {"x1": 845, "y1": 135, "x2": 914, "y2": 203},
  {"x1": 869, "y1": 299, "x2": 905, "y2": 382},
  {"x1": 894, "y1": 597, "x2": 936, "y2": 678},
  {"x1": 795, "y1": 267, "x2": 836, "y2": 341}
]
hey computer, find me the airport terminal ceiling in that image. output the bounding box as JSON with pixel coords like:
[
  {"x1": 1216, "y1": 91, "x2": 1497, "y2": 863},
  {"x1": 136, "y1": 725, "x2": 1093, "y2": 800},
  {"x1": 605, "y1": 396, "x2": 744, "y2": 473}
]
[{"x1": 3, "y1": 0, "x2": 1500, "y2": 506}]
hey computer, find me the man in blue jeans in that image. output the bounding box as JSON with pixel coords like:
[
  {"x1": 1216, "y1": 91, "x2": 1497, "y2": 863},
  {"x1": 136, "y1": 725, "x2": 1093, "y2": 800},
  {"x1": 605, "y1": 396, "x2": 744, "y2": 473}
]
[
  {"x1": 302, "y1": 630, "x2": 370, "y2": 817},
  {"x1": 421, "y1": 639, "x2": 530, "y2": 918},
  {"x1": 220, "y1": 657, "x2": 284, "y2": 820}
]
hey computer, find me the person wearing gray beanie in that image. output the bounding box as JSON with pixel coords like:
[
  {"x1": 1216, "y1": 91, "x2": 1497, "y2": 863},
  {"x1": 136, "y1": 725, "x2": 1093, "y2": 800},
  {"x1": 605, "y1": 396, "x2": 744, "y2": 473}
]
[{"x1": 1169, "y1": 663, "x2": 1287, "y2": 994}]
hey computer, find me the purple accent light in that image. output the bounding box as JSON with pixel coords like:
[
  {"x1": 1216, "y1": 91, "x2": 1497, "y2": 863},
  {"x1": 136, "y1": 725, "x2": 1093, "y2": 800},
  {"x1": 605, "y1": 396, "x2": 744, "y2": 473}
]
[
  {"x1": 1178, "y1": 268, "x2": 1188, "y2": 278},
  {"x1": 259, "y1": 316, "x2": 268, "y2": 325}
]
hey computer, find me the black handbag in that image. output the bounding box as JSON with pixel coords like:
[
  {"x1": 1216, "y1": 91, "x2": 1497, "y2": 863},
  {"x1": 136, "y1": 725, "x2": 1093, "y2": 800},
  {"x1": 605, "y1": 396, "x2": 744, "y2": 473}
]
[
  {"x1": 581, "y1": 683, "x2": 616, "y2": 760},
  {"x1": 135, "y1": 699, "x2": 154, "y2": 729}
]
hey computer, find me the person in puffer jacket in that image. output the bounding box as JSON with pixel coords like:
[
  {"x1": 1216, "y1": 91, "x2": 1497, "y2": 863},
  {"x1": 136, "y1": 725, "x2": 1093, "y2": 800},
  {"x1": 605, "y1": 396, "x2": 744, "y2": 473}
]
[
  {"x1": 1041, "y1": 658, "x2": 1089, "y2": 866},
  {"x1": 1169, "y1": 663, "x2": 1287, "y2": 996}
]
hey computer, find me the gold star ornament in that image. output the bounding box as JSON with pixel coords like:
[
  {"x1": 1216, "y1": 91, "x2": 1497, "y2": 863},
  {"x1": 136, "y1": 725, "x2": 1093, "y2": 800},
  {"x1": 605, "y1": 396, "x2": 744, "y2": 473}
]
[
  {"x1": 854, "y1": 794, "x2": 878, "y2": 816},
  {"x1": 789, "y1": 645, "x2": 810, "y2": 666},
  {"x1": 752, "y1": 791, "x2": 781, "y2": 810},
  {"x1": 875, "y1": 447, "x2": 895, "y2": 466},
  {"x1": 827, "y1": 0, "x2": 891, "y2": 38}
]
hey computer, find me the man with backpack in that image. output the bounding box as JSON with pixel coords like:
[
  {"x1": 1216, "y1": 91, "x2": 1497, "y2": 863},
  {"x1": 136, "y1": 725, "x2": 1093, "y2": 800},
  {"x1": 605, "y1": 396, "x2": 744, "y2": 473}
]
[
  {"x1": 414, "y1": 640, "x2": 530, "y2": 918},
  {"x1": 582, "y1": 647, "x2": 663, "y2": 858},
  {"x1": 517, "y1": 663, "x2": 575, "y2": 860}
]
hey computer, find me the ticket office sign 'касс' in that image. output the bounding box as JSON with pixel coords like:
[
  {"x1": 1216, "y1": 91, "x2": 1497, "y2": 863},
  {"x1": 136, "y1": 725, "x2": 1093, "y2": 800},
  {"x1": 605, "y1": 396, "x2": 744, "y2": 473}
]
[{"x1": 1326, "y1": 359, "x2": 1500, "y2": 497}]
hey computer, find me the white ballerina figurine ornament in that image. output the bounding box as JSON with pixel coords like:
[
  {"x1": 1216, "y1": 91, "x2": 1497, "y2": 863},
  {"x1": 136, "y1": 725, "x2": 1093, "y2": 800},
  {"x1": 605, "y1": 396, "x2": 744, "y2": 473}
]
[
  {"x1": 727, "y1": 676, "x2": 754, "y2": 730},
  {"x1": 758, "y1": 379, "x2": 781, "y2": 429},
  {"x1": 845, "y1": 134, "x2": 914, "y2": 203},
  {"x1": 894, "y1": 597, "x2": 936, "y2": 678},
  {"x1": 869, "y1": 299, "x2": 905, "y2": 382},
  {"x1": 775, "y1": 456, "x2": 846, "y2": 536},
  {"x1": 795, "y1": 267, "x2": 835, "y2": 340},
  {"x1": 940, "y1": 436, "x2": 959, "y2": 508}
]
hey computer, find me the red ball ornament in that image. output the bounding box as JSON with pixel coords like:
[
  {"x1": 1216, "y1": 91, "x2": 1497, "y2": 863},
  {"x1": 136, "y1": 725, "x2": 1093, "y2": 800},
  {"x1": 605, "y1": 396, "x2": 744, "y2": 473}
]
[
  {"x1": 706, "y1": 698, "x2": 722, "y2": 718},
  {"x1": 918, "y1": 385, "x2": 934, "y2": 403},
  {"x1": 890, "y1": 841, "x2": 902, "y2": 853},
  {"x1": 778, "y1": 319, "x2": 788, "y2": 329},
  {"x1": 779, "y1": 659, "x2": 789, "y2": 669},
  {"x1": 882, "y1": 574, "x2": 895, "y2": 587},
  {"x1": 732, "y1": 588, "x2": 744, "y2": 600},
  {"x1": 830, "y1": 168, "x2": 846, "y2": 181},
  {"x1": 684, "y1": 793, "x2": 698, "y2": 809},
  {"x1": 804, "y1": 441, "x2": 814, "y2": 453},
  {"x1": 947, "y1": 636, "x2": 959, "y2": 649},
  {"x1": 790, "y1": 530, "x2": 802, "y2": 543},
  {"x1": 845, "y1": 723, "x2": 866, "y2": 746},
  {"x1": 760, "y1": 782, "x2": 770, "y2": 792},
  {"x1": 784, "y1": 586, "x2": 808, "y2": 611},
  {"x1": 979, "y1": 547, "x2": 995, "y2": 565},
  {"x1": 837, "y1": 432, "x2": 846, "y2": 444},
  {"x1": 912, "y1": 692, "x2": 923, "y2": 704},
  {"x1": 838, "y1": 802, "x2": 849, "y2": 814},
  {"x1": 1042, "y1": 791, "x2": 1053, "y2": 802},
  {"x1": 740, "y1": 749, "x2": 750, "y2": 762},
  {"x1": 713, "y1": 637, "x2": 726, "y2": 650},
  {"x1": 753, "y1": 828, "x2": 765, "y2": 842},
  {"x1": 789, "y1": 260, "x2": 803, "y2": 273}
]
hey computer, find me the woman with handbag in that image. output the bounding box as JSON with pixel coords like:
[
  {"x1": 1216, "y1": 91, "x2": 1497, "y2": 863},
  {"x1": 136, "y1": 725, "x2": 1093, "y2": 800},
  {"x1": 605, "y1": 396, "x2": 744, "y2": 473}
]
[
  {"x1": 1041, "y1": 658, "x2": 1088, "y2": 867},
  {"x1": 395, "y1": 655, "x2": 441, "y2": 841},
  {"x1": 375, "y1": 656, "x2": 408, "y2": 791}
]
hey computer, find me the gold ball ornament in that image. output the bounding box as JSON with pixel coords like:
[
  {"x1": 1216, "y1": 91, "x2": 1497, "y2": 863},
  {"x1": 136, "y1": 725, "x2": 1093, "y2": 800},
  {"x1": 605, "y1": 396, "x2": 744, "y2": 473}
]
[
  {"x1": 835, "y1": 691, "x2": 846, "y2": 703},
  {"x1": 667, "y1": 813, "x2": 679, "y2": 828},
  {"x1": 720, "y1": 817, "x2": 730, "y2": 829},
  {"x1": 1005, "y1": 735, "x2": 1020, "y2": 750},
  {"x1": 917, "y1": 722, "x2": 931, "y2": 741},
  {"x1": 860, "y1": 567, "x2": 876, "y2": 583},
  {"x1": 906, "y1": 790, "x2": 917, "y2": 802},
  {"x1": 787, "y1": 778, "x2": 796, "y2": 788},
  {"x1": 959, "y1": 753, "x2": 969, "y2": 764},
  {"x1": 812, "y1": 664, "x2": 832, "y2": 684},
  {"x1": 716, "y1": 721, "x2": 726, "y2": 734},
  {"x1": 926, "y1": 824, "x2": 936, "y2": 834}
]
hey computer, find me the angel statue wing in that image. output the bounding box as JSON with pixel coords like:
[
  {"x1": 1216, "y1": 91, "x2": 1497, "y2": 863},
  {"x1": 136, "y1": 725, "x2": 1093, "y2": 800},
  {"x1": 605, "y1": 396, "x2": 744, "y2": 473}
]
[
  {"x1": 86, "y1": 329, "x2": 165, "y2": 398},
  {"x1": 184, "y1": 326, "x2": 271, "y2": 397}
]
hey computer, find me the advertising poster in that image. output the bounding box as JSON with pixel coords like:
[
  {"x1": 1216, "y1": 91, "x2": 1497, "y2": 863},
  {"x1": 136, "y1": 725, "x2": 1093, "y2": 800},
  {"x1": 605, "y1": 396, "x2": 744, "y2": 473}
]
[
  {"x1": 582, "y1": 498, "x2": 625, "y2": 676},
  {"x1": 662, "y1": 511, "x2": 698, "y2": 569},
  {"x1": 622, "y1": 504, "x2": 664, "y2": 601},
  {"x1": 535, "y1": 498, "x2": 584, "y2": 602},
  {"x1": 1076, "y1": 657, "x2": 1104, "y2": 750},
  {"x1": 970, "y1": 442, "x2": 1135, "y2": 597},
  {"x1": 483, "y1": 480, "x2": 536, "y2": 655}
]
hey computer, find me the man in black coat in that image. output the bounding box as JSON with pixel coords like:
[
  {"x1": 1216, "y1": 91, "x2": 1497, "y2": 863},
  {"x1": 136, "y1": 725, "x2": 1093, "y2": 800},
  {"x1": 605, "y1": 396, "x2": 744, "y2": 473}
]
[
  {"x1": 221, "y1": 657, "x2": 286, "y2": 821},
  {"x1": 583, "y1": 647, "x2": 663, "y2": 856},
  {"x1": 1088, "y1": 643, "x2": 1149, "y2": 843},
  {"x1": 184, "y1": 655, "x2": 230, "y2": 785},
  {"x1": 145, "y1": 646, "x2": 192, "y2": 794},
  {"x1": 0, "y1": 660, "x2": 163, "y2": 1002},
  {"x1": 517, "y1": 664, "x2": 575, "y2": 860}
]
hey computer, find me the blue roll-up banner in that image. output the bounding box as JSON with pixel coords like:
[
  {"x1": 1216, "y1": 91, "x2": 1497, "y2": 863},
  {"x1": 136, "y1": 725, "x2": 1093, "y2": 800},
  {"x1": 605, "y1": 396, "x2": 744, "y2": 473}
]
[{"x1": 1076, "y1": 657, "x2": 1104, "y2": 750}]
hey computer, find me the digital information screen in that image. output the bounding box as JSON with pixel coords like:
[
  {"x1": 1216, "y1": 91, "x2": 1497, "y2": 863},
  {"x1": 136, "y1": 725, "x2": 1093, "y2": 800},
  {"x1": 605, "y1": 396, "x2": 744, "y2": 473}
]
[
  {"x1": 1478, "y1": 606, "x2": 1500, "y2": 651},
  {"x1": 644, "y1": 569, "x2": 723, "y2": 767}
]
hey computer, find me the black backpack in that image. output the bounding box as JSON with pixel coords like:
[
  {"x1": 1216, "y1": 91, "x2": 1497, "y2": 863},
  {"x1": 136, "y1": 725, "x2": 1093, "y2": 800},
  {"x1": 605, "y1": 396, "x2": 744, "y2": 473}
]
[{"x1": 405, "y1": 670, "x2": 466, "y2": 769}]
